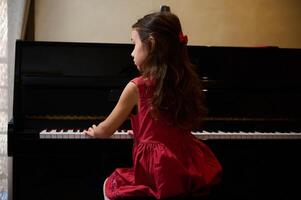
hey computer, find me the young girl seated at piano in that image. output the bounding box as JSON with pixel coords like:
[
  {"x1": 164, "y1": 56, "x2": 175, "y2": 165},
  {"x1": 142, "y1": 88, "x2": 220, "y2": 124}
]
[{"x1": 84, "y1": 11, "x2": 222, "y2": 200}]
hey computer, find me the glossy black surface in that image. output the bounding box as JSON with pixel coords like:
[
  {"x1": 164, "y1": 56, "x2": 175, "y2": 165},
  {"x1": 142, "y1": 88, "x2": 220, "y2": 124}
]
[{"x1": 8, "y1": 41, "x2": 301, "y2": 200}]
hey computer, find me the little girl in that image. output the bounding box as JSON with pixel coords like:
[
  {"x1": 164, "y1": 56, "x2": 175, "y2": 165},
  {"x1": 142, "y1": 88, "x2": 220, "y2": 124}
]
[{"x1": 84, "y1": 11, "x2": 222, "y2": 200}]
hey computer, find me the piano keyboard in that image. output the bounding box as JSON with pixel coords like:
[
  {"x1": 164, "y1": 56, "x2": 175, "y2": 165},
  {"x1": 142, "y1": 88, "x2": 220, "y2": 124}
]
[
  {"x1": 39, "y1": 129, "x2": 132, "y2": 139},
  {"x1": 39, "y1": 129, "x2": 301, "y2": 140}
]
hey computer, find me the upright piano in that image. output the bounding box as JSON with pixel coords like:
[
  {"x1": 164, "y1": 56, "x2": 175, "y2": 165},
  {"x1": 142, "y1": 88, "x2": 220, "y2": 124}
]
[{"x1": 8, "y1": 40, "x2": 301, "y2": 200}]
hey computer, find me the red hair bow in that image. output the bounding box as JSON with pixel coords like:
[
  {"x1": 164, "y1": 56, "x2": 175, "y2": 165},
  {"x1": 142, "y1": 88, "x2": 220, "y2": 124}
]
[{"x1": 179, "y1": 32, "x2": 188, "y2": 44}]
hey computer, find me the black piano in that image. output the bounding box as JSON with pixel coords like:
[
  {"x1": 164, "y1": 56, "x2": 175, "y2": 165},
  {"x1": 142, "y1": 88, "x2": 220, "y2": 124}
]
[{"x1": 8, "y1": 40, "x2": 301, "y2": 200}]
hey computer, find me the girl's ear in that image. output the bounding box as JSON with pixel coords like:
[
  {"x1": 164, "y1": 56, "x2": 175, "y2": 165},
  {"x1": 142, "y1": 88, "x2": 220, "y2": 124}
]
[{"x1": 148, "y1": 36, "x2": 155, "y2": 52}]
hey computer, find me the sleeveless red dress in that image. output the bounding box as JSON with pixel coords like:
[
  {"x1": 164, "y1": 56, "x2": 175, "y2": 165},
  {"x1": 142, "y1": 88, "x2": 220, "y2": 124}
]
[{"x1": 105, "y1": 76, "x2": 222, "y2": 199}]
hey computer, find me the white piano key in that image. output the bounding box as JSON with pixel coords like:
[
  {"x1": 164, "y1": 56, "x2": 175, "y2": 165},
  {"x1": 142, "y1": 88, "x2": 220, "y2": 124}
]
[
  {"x1": 40, "y1": 129, "x2": 46, "y2": 139},
  {"x1": 290, "y1": 132, "x2": 298, "y2": 139},
  {"x1": 64, "y1": 131, "x2": 70, "y2": 138},
  {"x1": 49, "y1": 130, "x2": 57, "y2": 139},
  {"x1": 58, "y1": 130, "x2": 64, "y2": 139}
]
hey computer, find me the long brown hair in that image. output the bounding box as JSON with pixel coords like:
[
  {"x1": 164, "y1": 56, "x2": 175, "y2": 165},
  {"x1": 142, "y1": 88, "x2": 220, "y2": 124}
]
[{"x1": 132, "y1": 12, "x2": 207, "y2": 130}]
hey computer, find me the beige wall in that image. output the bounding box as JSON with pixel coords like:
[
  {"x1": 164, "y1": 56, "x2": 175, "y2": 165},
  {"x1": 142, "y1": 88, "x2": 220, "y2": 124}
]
[{"x1": 35, "y1": 0, "x2": 301, "y2": 48}]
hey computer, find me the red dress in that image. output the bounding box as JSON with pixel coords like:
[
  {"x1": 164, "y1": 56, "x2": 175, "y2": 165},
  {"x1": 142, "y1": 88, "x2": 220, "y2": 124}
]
[{"x1": 105, "y1": 76, "x2": 222, "y2": 199}]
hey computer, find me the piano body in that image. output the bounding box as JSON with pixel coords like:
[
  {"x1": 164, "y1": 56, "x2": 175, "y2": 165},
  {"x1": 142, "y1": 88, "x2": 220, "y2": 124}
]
[{"x1": 8, "y1": 40, "x2": 301, "y2": 200}]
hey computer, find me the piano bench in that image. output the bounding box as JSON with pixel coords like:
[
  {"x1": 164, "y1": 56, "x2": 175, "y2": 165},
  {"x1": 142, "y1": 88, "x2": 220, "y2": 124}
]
[
  {"x1": 118, "y1": 187, "x2": 221, "y2": 200},
  {"x1": 118, "y1": 195, "x2": 211, "y2": 200}
]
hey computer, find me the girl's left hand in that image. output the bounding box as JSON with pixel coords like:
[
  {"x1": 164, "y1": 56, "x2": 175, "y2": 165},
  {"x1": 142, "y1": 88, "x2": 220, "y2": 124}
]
[{"x1": 84, "y1": 124, "x2": 97, "y2": 137}]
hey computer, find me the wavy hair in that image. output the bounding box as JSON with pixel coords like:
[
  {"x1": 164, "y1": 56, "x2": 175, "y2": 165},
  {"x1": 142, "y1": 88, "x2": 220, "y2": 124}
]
[{"x1": 132, "y1": 12, "x2": 207, "y2": 130}]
